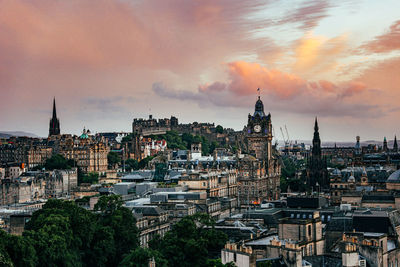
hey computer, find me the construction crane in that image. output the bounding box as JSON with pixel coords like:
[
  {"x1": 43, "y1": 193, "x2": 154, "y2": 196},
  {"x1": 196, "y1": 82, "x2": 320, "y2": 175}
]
[
  {"x1": 285, "y1": 125, "x2": 291, "y2": 146},
  {"x1": 280, "y1": 127, "x2": 286, "y2": 145}
]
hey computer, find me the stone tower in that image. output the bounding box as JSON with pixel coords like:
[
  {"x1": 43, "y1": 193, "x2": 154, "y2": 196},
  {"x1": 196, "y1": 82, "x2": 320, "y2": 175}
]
[
  {"x1": 383, "y1": 137, "x2": 388, "y2": 152},
  {"x1": 245, "y1": 96, "x2": 273, "y2": 161}
]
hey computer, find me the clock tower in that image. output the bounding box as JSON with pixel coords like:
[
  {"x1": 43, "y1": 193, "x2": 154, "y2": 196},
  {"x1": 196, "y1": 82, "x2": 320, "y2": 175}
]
[
  {"x1": 238, "y1": 92, "x2": 281, "y2": 204},
  {"x1": 246, "y1": 96, "x2": 272, "y2": 161}
]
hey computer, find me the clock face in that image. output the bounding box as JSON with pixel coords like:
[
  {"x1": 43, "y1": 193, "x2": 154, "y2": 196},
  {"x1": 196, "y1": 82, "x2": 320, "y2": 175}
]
[{"x1": 254, "y1": 125, "x2": 261, "y2": 133}]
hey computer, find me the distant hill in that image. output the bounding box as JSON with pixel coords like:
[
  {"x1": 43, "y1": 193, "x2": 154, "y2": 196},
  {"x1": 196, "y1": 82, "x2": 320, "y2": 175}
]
[
  {"x1": 0, "y1": 131, "x2": 39, "y2": 138},
  {"x1": 276, "y1": 140, "x2": 384, "y2": 148}
]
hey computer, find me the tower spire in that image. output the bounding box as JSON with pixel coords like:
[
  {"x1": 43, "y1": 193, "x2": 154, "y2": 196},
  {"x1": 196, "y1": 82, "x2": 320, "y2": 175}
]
[
  {"x1": 314, "y1": 117, "x2": 319, "y2": 132},
  {"x1": 52, "y1": 97, "x2": 57, "y2": 119},
  {"x1": 394, "y1": 135, "x2": 398, "y2": 152}
]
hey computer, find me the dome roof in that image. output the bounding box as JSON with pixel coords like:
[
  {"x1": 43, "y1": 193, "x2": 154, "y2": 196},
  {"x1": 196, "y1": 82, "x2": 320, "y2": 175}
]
[
  {"x1": 79, "y1": 127, "x2": 89, "y2": 139},
  {"x1": 253, "y1": 96, "x2": 265, "y2": 117},
  {"x1": 387, "y1": 169, "x2": 400, "y2": 183},
  {"x1": 348, "y1": 175, "x2": 355, "y2": 183},
  {"x1": 332, "y1": 168, "x2": 342, "y2": 176}
]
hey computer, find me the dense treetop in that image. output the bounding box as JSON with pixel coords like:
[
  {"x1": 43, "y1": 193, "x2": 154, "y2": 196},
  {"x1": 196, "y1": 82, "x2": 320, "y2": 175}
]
[{"x1": 0, "y1": 197, "x2": 232, "y2": 267}]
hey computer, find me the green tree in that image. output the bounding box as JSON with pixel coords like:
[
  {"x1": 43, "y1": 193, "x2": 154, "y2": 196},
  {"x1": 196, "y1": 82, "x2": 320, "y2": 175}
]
[
  {"x1": 44, "y1": 154, "x2": 74, "y2": 170},
  {"x1": 149, "y1": 214, "x2": 227, "y2": 267},
  {"x1": 125, "y1": 159, "x2": 139, "y2": 171},
  {"x1": 119, "y1": 247, "x2": 167, "y2": 267},
  {"x1": 0, "y1": 244, "x2": 13, "y2": 267},
  {"x1": 24, "y1": 214, "x2": 80, "y2": 267},
  {"x1": 80, "y1": 172, "x2": 99, "y2": 184},
  {"x1": 4, "y1": 234, "x2": 37, "y2": 267},
  {"x1": 121, "y1": 134, "x2": 133, "y2": 143},
  {"x1": 216, "y1": 125, "x2": 224, "y2": 134},
  {"x1": 0, "y1": 230, "x2": 37, "y2": 267},
  {"x1": 95, "y1": 195, "x2": 139, "y2": 265},
  {"x1": 206, "y1": 258, "x2": 236, "y2": 267},
  {"x1": 108, "y1": 151, "x2": 121, "y2": 168},
  {"x1": 24, "y1": 199, "x2": 98, "y2": 266},
  {"x1": 154, "y1": 163, "x2": 167, "y2": 182},
  {"x1": 138, "y1": 156, "x2": 154, "y2": 169}
]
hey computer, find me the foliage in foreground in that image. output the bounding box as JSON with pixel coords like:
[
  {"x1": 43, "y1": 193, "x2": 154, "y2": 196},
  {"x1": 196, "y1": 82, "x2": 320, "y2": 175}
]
[
  {"x1": 121, "y1": 213, "x2": 231, "y2": 267},
  {"x1": 0, "y1": 195, "x2": 138, "y2": 267},
  {"x1": 0, "y1": 198, "x2": 232, "y2": 267}
]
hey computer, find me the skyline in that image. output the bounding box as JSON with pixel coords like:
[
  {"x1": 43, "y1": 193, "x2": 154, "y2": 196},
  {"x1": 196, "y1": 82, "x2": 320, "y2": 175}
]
[{"x1": 1, "y1": 0, "x2": 399, "y2": 141}]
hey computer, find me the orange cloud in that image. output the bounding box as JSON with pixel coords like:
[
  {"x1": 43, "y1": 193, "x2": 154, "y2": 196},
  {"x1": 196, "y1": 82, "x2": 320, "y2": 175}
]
[
  {"x1": 154, "y1": 61, "x2": 380, "y2": 117},
  {"x1": 292, "y1": 33, "x2": 348, "y2": 78}
]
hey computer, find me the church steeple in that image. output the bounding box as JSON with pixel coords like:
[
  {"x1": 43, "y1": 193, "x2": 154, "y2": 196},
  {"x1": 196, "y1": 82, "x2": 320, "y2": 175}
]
[
  {"x1": 49, "y1": 97, "x2": 60, "y2": 136},
  {"x1": 307, "y1": 117, "x2": 328, "y2": 190},
  {"x1": 394, "y1": 135, "x2": 398, "y2": 152},
  {"x1": 314, "y1": 117, "x2": 319, "y2": 132},
  {"x1": 312, "y1": 117, "x2": 321, "y2": 158},
  {"x1": 52, "y1": 97, "x2": 57, "y2": 119}
]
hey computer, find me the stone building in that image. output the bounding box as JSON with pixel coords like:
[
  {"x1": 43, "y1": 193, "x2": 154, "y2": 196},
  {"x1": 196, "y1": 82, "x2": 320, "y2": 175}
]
[
  {"x1": 238, "y1": 95, "x2": 281, "y2": 205},
  {"x1": 131, "y1": 206, "x2": 170, "y2": 247},
  {"x1": 56, "y1": 131, "x2": 108, "y2": 174},
  {"x1": 178, "y1": 169, "x2": 238, "y2": 199},
  {"x1": 0, "y1": 138, "x2": 52, "y2": 169}
]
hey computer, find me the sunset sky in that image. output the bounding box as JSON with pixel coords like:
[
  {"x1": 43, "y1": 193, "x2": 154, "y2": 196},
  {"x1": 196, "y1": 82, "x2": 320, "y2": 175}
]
[{"x1": 1, "y1": 0, "x2": 399, "y2": 142}]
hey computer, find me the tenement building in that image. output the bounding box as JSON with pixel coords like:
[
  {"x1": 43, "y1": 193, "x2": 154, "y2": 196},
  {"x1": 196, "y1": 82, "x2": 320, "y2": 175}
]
[{"x1": 55, "y1": 129, "x2": 108, "y2": 174}]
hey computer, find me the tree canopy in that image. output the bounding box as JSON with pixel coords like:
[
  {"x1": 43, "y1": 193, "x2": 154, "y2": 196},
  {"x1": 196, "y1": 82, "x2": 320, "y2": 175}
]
[
  {"x1": 150, "y1": 131, "x2": 221, "y2": 156},
  {"x1": 108, "y1": 151, "x2": 121, "y2": 168},
  {"x1": 43, "y1": 154, "x2": 75, "y2": 170},
  {"x1": 1, "y1": 196, "x2": 138, "y2": 267},
  {"x1": 122, "y1": 213, "x2": 230, "y2": 267},
  {"x1": 0, "y1": 200, "x2": 233, "y2": 266},
  {"x1": 216, "y1": 125, "x2": 224, "y2": 134}
]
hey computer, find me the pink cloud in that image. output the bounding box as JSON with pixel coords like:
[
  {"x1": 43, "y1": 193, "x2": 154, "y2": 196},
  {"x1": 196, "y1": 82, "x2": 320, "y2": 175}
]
[
  {"x1": 153, "y1": 61, "x2": 383, "y2": 117},
  {"x1": 359, "y1": 20, "x2": 400, "y2": 53}
]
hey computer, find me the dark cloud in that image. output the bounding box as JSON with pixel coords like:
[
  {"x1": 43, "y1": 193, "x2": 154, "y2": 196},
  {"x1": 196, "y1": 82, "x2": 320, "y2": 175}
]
[{"x1": 275, "y1": 0, "x2": 332, "y2": 30}]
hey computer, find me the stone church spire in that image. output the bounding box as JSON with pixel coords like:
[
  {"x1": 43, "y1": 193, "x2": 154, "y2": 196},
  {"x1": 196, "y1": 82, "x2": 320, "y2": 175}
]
[
  {"x1": 307, "y1": 117, "x2": 328, "y2": 190},
  {"x1": 49, "y1": 97, "x2": 60, "y2": 136},
  {"x1": 312, "y1": 117, "x2": 321, "y2": 158},
  {"x1": 394, "y1": 135, "x2": 398, "y2": 152}
]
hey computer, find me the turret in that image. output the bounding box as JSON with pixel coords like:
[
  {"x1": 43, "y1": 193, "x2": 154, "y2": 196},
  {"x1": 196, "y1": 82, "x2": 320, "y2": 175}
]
[{"x1": 383, "y1": 137, "x2": 388, "y2": 152}]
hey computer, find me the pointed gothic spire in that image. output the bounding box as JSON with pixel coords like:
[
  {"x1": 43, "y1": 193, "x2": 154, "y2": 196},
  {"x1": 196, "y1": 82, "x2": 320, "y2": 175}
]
[
  {"x1": 394, "y1": 135, "x2": 398, "y2": 152},
  {"x1": 312, "y1": 117, "x2": 321, "y2": 157},
  {"x1": 52, "y1": 97, "x2": 57, "y2": 119},
  {"x1": 49, "y1": 98, "x2": 60, "y2": 136},
  {"x1": 314, "y1": 117, "x2": 319, "y2": 132}
]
